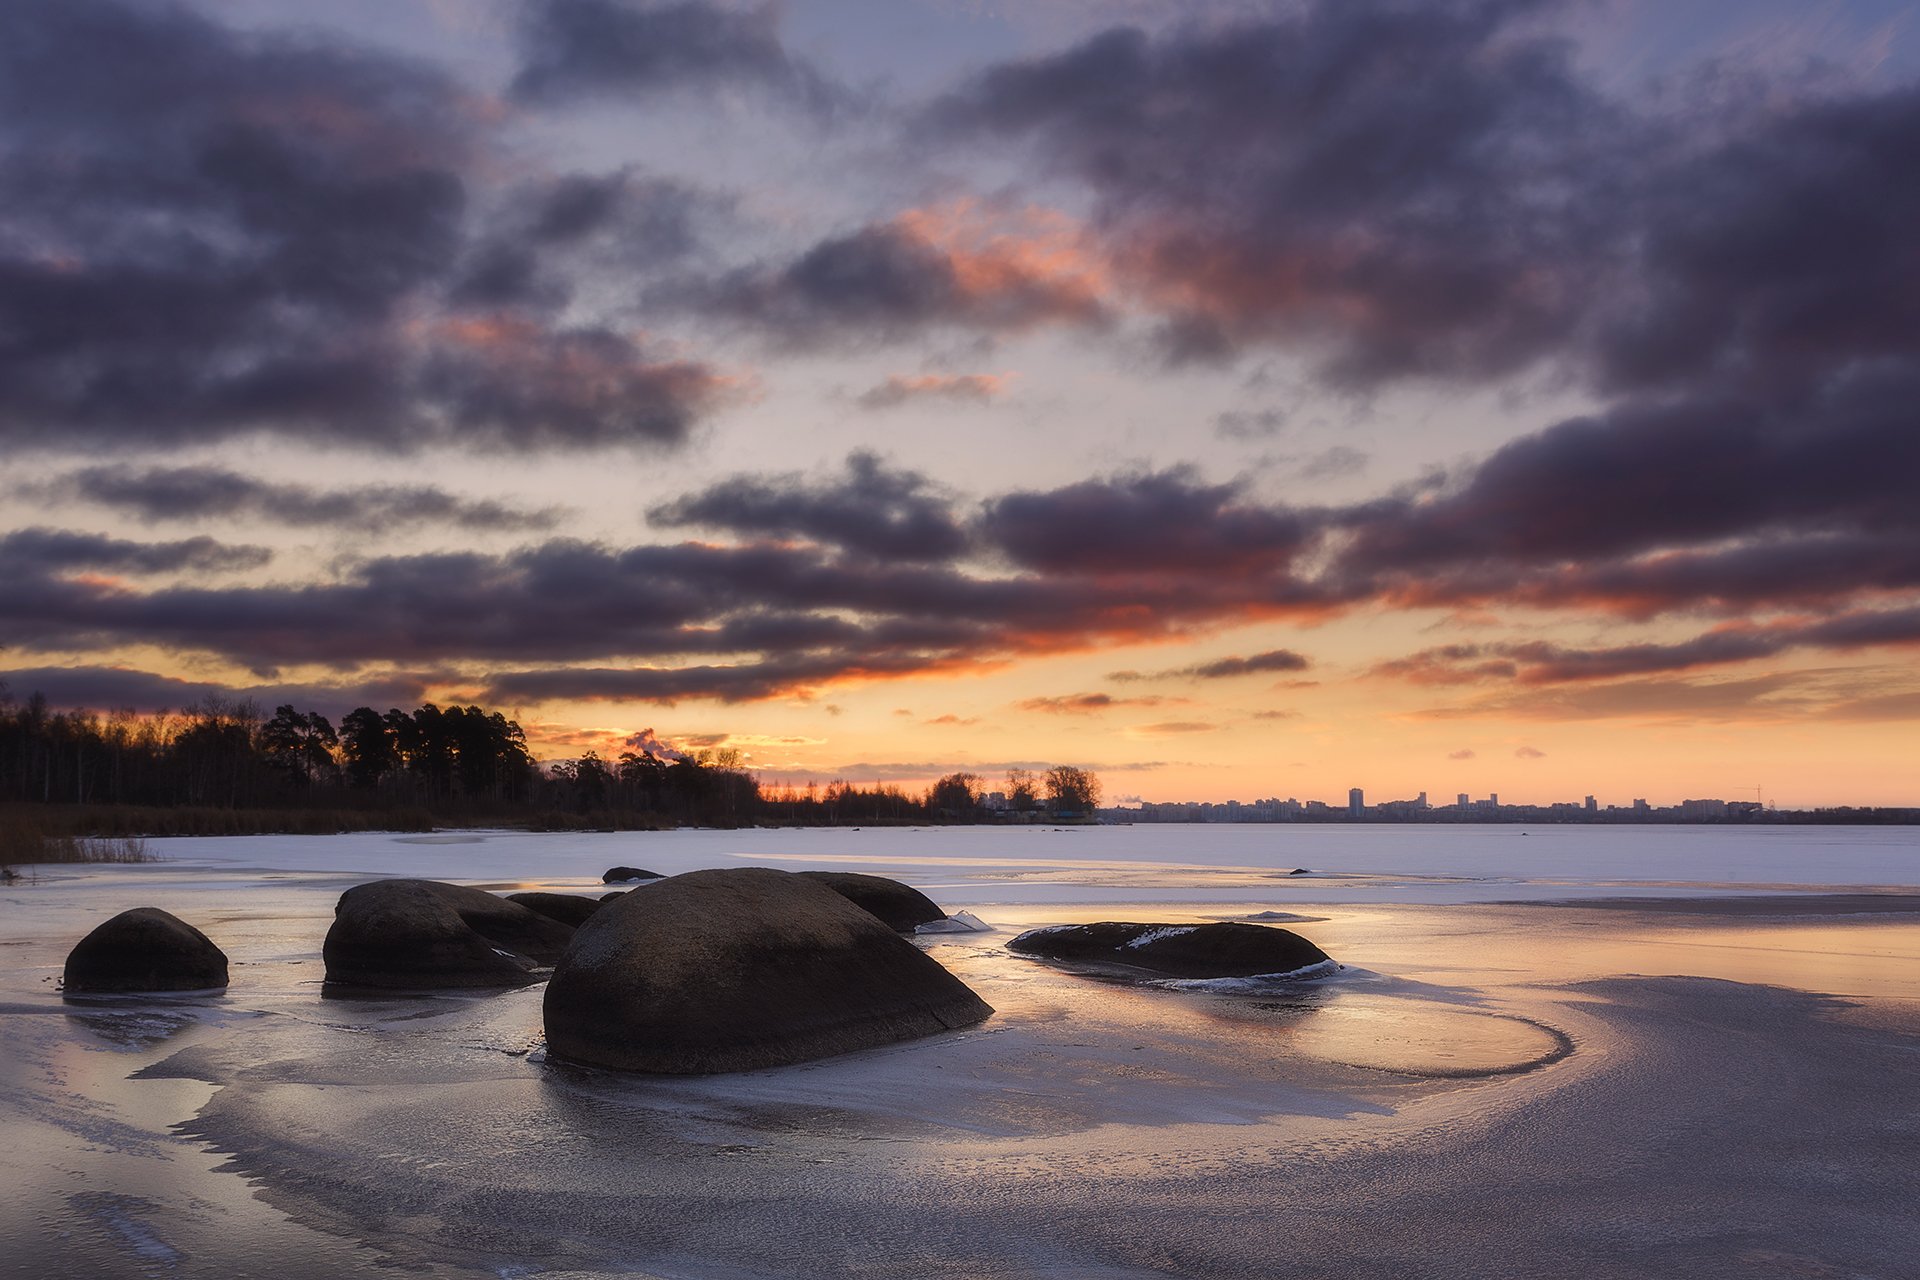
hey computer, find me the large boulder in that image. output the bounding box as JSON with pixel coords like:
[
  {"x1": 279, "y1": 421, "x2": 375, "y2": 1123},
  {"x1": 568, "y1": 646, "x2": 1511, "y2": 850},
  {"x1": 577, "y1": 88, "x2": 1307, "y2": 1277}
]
[
  {"x1": 507, "y1": 892, "x2": 606, "y2": 928},
  {"x1": 544, "y1": 867, "x2": 992, "y2": 1073},
  {"x1": 602, "y1": 866, "x2": 661, "y2": 883},
  {"x1": 795, "y1": 871, "x2": 946, "y2": 931},
  {"x1": 63, "y1": 907, "x2": 228, "y2": 993},
  {"x1": 324, "y1": 879, "x2": 576, "y2": 990},
  {"x1": 1007, "y1": 922, "x2": 1333, "y2": 980}
]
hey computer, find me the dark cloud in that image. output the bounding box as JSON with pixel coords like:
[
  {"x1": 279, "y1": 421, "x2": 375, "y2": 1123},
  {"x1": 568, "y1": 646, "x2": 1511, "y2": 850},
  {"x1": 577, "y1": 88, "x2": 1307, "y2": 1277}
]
[
  {"x1": 46, "y1": 465, "x2": 562, "y2": 534},
  {"x1": 1109, "y1": 648, "x2": 1311, "y2": 681},
  {"x1": 666, "y1": 212, "x2": 1108, "y2": 347},
  {"x1": 981, "y1": 468, "x2": 1316, "y2": 576},
  {"x1": 1595, "y1": 87, "x2": 1920, "y2": 395},
  {"x1": 649, "y1": 452, "x2": 970, "y2": 562},
  {"x1": 451, "y1": 169, "x2": 725, "y2": 310},
  {"x1": 0, "y1": 665, "x2": 436, "y2": 719},
  {"x1": 1410, "y1": 671, "x2": 1835, "y2": 723},
  {"x1": 920, "y1": 0, "x2": 1920, "y2": 417},
  {"x1": 1187, "y1": 649, "x2": 1311, "y2": 679},
  {"x1": 0, "y1": 528, "x2": 270, "y2": 576},
  {"x1": 1343, "y1": 363, "x2": 1920, "y2": 584},
  {"x1": 0, "y1": 0, "x2": 729, "y2": 455},
  {"x1": 928, "y1": 3, "x2": 1622, "y2": 380},
  {"x1": 1374, "y1": 607, "x2": 1920, "y2": 688},
  {"x1": 511, "y1": 0, "x2": 839, "y2": 110}
]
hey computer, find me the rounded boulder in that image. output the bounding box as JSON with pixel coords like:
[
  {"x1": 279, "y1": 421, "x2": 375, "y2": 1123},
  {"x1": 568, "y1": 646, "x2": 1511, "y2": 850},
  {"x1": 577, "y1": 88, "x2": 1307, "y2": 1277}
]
[
  {"x1": 1008, "y1": 921, "x2": 1333, "y2": 979},
  {"x1": 544, "y1": 867, "x2": 992, "y2": 1074},
  {"x1": 795, "y1": 870, "x2": 946, "y2": 931},
  {"x1": 602, "y1": 866, "x2": 662, "y2": 883},
  {"x1": 324, "y1": 879, "x2": 577, "y2": 990},
  {"x1": 64, "y1": 907, "x2": 229, "y2": 994}
]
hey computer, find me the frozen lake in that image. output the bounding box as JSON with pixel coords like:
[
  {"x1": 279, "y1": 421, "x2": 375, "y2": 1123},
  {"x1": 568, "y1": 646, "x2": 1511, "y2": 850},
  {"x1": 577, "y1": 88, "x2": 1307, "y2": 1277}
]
[
  {"x1": 4, "y1": 824, "x2": 1918, "y2": 1278},
  {"x1": 101, "y1": 821, "x2": 1920, "y2": 905}
]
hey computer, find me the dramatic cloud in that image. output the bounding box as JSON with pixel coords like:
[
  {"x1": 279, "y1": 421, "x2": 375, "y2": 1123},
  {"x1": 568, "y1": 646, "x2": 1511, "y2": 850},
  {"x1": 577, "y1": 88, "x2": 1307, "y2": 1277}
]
[
  {"x1": 1344, "y1": 364, "x2": 1920, "y2": 591},
  {"x1": 47, "y1": 465, "x2": 562, "y2": 534},
  {"x1": 1113, "y1": 648, "x2": 1311, "y2": 681},
  {"x1": 1593, "y1": 86, "x2": 1920, "y2": 395},
  {"x1": 649, "y1": 452, "x2": 969, "y2": 562},
  {"x1": 0, "y1": 0, "x2": 730, "y2": 455},
  {"x1": 512, "y1": 0, "x2": 837, "y2": 110},
  {"x1": 1190, "y1": 649, "x2": 1311, "y2": 678},
  {"x1": 0, "y1": 529, "x2": 270, "y2": 576},
  {"x1": 856, "y1": 373, "x2": 1008, "y2": 410},
  {"x1": 1374, "y1": 607, "x2": 1920, "y2": 688},
  {"x1": 981, "y1": 468, "x2": 1316, "y2": 576},
  {"x1": 452, "y1": 169, "x2": 727, "y2": 311},
  {"x1": 669, "y1": 205, "x2": 1109, "y2": 347},
  {"x1": 0, "y1": 665, "x2": 436, "y2": 719},
  {"x1": 929, "y1": 4, "x2": 1621, "y2": 379}
]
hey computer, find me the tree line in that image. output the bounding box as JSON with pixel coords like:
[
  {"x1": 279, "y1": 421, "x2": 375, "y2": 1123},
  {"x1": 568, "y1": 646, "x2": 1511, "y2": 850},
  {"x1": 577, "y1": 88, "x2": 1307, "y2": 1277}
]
[{"x1": 0, "y1": 685, "x2": 1101, "y2": 830}]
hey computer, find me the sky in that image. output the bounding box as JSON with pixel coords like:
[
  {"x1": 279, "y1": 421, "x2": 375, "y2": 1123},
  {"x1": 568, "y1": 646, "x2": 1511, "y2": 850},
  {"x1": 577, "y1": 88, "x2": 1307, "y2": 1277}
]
[{"x1": 1, "y1": 0, "x2": 1917, "y2": 809}]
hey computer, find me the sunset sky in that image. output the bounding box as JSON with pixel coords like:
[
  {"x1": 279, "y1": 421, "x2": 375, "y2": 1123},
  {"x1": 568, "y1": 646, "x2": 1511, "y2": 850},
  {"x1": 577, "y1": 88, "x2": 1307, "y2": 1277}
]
[{"x1": 2, "y1": 0, "x2": 1917, "y2": 808}]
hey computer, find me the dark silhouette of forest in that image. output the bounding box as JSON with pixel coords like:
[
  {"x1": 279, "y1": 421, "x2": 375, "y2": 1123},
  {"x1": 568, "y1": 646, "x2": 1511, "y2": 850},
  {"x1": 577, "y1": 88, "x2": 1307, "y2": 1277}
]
[{"x1": 0, "y1": 685, "x2": 1102, "y2": 840}]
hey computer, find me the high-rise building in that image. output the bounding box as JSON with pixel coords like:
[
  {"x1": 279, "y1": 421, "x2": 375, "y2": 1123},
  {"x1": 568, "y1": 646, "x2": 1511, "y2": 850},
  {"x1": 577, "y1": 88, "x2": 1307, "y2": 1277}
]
[
  {"x1": 1585, "y1": 795, "x2": 1597, "y2": 812},
  {"x1": 1457, "y1": 793, "x2": 1470, "y2": 808},
  {"x1": 1348, "y1": 787, "x2": 1364, "y2": 817}
]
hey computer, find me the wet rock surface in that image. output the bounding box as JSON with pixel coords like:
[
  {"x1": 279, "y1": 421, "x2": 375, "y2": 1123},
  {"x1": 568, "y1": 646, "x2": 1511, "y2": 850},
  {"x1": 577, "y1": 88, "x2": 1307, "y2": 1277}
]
[
  {"x1": 1008, "y1": 921, "x2": 1333, "y2": 979},
  {"x1": 62, "y1": 907, "x2": 229, "y2": 994},
  {"x1": 323, "y1": 879, "x2": 576, "y2": 990},
  {"x1": 795, "y1": 870, "x2": 947, "y2": 931},
  {"x1": 545, "y1": 867, "x2": 992, "y2": 1073},
  {"x1": 505, "y1": 892, "x2": 605, "y2": 927}
]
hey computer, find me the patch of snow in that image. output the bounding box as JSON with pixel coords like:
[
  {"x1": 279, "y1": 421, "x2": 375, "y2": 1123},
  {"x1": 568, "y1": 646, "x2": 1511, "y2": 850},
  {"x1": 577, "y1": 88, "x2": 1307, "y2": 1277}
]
[{"x1": 1125, "y1": 925, "x2": 1197, "y2": 949}]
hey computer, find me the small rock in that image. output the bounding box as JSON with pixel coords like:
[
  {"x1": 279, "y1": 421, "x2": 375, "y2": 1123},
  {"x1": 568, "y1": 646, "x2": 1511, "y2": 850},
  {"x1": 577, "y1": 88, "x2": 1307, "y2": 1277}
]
[
  {"x1": 1007, "y1": 921, "x2": 1332, "y2": 980},
  {"x1": 64, "y1": 908, "x2": 228, "y2": 993},
  {"x1": 601, "y1": 866, "x2": 662, "y2": 883}
]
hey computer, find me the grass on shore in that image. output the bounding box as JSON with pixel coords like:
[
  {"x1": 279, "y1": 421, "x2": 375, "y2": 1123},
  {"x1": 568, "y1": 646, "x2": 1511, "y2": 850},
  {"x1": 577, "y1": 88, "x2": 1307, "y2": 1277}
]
[
  {"x1": 0, "y1": 813, "x2": 156, "y2": 880},
  {"x1": 0, "y1": 803, "x2": 437, "y2": 879}
]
